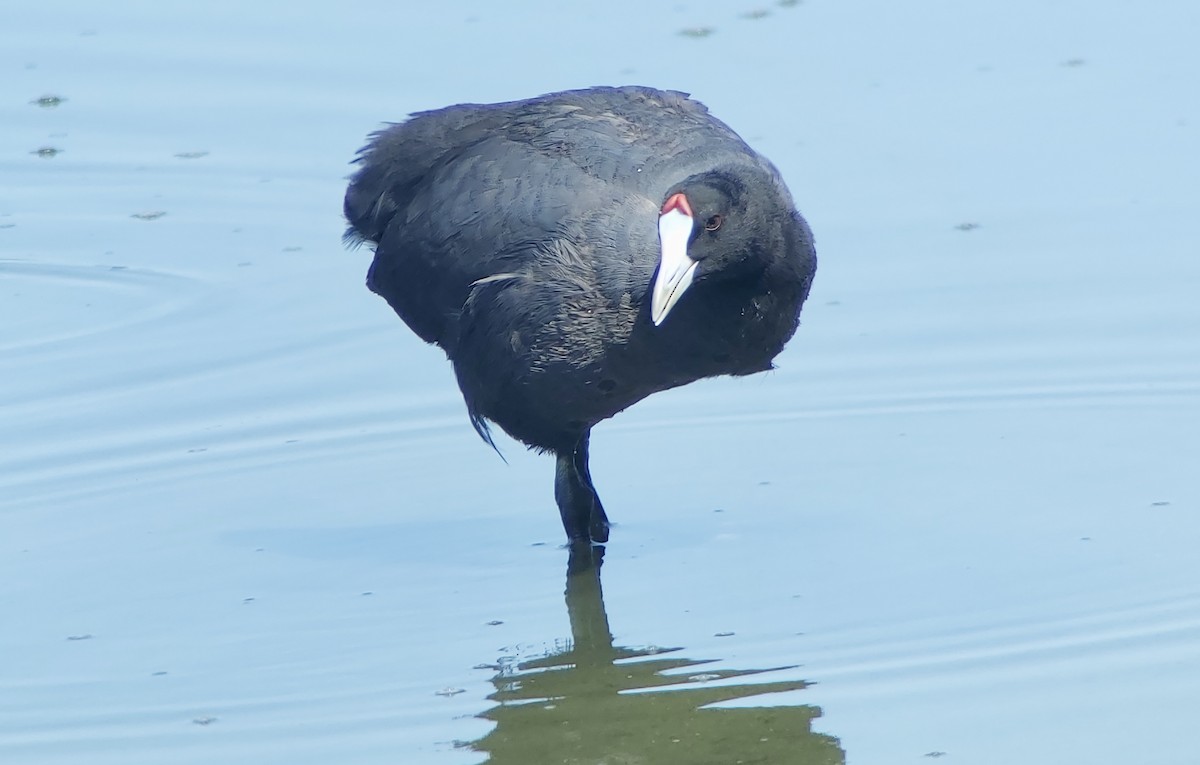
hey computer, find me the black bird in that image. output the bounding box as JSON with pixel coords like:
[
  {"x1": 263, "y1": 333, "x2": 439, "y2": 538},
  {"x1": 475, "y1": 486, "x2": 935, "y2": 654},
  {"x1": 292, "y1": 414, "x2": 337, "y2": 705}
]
[{"x1": 344, "y1": 86, "x2": 816, "y2": 545}]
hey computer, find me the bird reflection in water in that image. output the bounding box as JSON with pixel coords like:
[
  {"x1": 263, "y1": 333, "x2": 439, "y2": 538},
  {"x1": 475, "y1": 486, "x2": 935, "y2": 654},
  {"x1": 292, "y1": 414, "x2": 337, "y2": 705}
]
[{"x1": 466, "y1": 545, "x2": 844, "y2": 764}]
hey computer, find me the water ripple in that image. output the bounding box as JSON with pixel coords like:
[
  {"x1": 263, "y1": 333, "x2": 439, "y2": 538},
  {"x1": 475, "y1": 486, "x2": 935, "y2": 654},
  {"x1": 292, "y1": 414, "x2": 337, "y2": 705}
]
[{"x1": 0, "y1": 259, "x2": 215, "y2": 357}]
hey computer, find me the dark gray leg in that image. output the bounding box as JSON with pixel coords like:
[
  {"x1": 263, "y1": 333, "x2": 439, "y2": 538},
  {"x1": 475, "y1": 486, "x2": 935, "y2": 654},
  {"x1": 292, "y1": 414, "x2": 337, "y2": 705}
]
[
  {"x1": 553, "y1": 431, "x2": 610, "y2": 544},
  {"x1": 574, "y1": 434, "x2": 610, "y2": 543}
]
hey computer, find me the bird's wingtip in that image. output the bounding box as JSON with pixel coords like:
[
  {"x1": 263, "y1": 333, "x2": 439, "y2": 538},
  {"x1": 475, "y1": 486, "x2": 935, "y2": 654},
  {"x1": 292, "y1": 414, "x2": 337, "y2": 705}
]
[{"x1": 469, "y1": 411, "x2": 507, "y2": 463}]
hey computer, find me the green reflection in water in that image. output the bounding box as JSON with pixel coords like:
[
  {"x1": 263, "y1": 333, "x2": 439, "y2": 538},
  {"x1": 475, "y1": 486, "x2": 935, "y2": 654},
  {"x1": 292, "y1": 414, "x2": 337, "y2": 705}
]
[{"x1": 468, "y1": 546, "x2": 844, "y2": 764}]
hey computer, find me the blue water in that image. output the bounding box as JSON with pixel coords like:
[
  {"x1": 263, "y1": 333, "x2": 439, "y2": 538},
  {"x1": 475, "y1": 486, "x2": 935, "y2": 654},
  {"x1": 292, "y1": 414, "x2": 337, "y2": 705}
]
[{"x1": 3, "y1": 1, "x2": 1199, "y2": 763}]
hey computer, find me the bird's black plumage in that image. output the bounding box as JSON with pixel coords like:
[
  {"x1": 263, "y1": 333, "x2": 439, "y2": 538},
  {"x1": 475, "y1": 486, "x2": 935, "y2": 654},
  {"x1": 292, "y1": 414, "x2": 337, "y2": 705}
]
[{"x1": 345, "y1": 86, "x2": 816, "y2": 544}]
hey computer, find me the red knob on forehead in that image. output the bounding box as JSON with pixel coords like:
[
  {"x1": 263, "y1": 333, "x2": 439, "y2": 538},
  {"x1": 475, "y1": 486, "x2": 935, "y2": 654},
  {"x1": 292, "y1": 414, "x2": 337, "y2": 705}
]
[{"x1": 660, "y1": 192, "x2": 693, "y2": 217}]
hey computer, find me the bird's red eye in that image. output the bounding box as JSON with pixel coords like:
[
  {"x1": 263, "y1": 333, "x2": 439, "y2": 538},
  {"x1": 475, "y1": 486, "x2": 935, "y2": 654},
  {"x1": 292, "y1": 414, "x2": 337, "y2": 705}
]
[{"x1": 705, "y1": 214, "x2": 723, "y2": 232}]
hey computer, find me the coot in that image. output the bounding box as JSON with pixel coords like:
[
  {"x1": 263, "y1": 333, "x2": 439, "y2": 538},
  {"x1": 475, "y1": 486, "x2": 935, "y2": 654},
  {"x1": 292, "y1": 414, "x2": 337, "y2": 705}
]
[{"x1": 345, "y1": 86, "x2": 816, "y2": 544}]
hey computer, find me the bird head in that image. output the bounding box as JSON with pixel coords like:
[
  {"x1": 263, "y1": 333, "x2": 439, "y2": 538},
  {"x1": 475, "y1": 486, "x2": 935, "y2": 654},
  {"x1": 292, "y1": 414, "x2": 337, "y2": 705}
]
[{"x1": 651, "y1": 167, "x2": 795, "y2": 325}]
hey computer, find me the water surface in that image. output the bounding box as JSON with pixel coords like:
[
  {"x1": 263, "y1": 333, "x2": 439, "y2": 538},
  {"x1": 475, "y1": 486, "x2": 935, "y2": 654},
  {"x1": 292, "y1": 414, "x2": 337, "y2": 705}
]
[{"x1": 3, "y1": 1, "x2": 1199, "y2": 763}]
